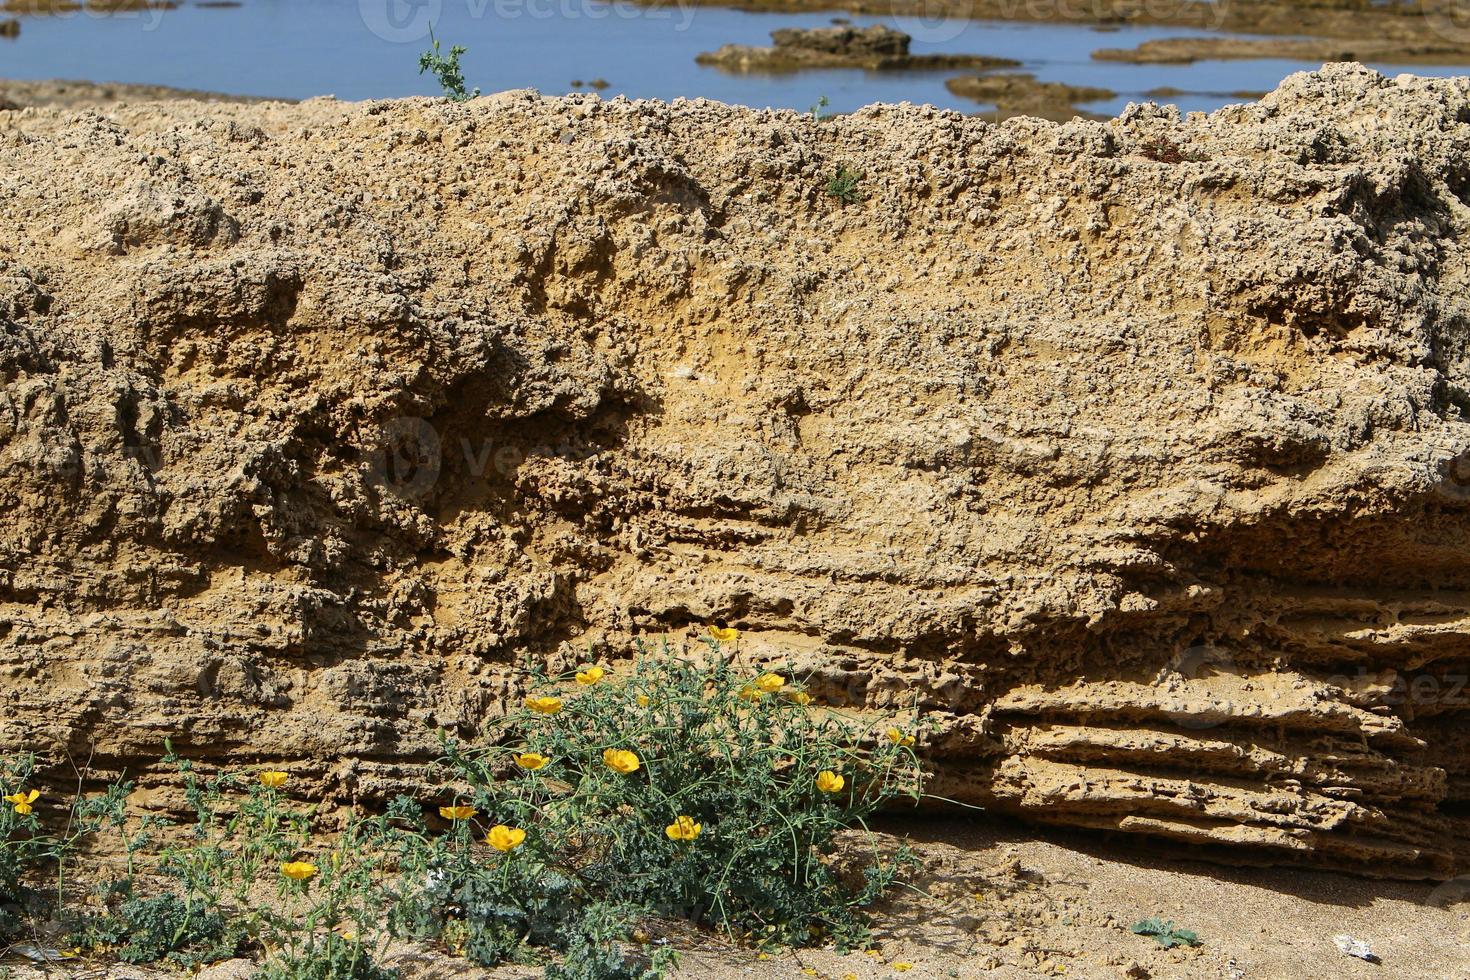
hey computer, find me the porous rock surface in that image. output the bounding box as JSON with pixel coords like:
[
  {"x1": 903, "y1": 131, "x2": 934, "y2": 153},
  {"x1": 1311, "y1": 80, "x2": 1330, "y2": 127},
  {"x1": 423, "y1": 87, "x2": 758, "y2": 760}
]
[{"x1": 2, "y1": 64, "x2": 1469, "y2": 877}]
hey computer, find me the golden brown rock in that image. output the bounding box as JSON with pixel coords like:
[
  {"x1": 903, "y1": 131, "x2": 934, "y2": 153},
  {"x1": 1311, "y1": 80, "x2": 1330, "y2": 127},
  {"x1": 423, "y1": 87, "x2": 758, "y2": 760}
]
[{"x1": 1, "y1": 64, "x2": 1468, "y2": 878}]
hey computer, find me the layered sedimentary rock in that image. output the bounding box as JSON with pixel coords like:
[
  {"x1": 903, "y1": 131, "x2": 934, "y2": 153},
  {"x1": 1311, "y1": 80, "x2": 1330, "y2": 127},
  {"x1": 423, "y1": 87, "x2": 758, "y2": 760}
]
[{"x1": 1, "y1": 65, "x2": 1469, "y2": 877}]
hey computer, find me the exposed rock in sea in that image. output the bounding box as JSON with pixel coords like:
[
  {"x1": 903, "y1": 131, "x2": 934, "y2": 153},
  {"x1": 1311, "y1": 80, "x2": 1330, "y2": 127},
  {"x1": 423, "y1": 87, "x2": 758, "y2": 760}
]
[{"x1": 697, "y1": 24, "x2": 1019, "y2": 73}]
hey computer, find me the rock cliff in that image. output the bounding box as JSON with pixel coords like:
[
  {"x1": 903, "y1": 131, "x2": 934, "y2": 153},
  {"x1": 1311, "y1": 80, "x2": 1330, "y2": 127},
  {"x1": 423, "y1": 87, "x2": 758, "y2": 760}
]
[{"x1": 1, "y1": 64, "x2": 1468, "y2": 877}]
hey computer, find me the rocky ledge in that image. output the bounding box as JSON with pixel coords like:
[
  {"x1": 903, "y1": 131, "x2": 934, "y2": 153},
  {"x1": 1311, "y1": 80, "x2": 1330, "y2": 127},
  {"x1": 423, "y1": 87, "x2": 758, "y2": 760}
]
[
  {"x1": 696, "y1": 25, "x2": 1018, "y2": 73},
  {"x1": 0, "y1": 65, "x2": 1468, "y2": 878}
]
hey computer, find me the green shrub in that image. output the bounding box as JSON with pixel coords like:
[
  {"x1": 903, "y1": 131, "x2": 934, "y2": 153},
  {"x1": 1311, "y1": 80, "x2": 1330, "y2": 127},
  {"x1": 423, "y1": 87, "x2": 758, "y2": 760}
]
[
  {"x1": 418, "y1": 26, "x2": 478, "y2": 102},
  {"x1": 825, "y1": 166, "x2": 864, "y2": 205},
  {"x1": 1132, "y1": 916, "x2": 1201, "y2": 949},
  {"x1": 436, "y1": 644, "x2": 922, "y2": 956},
  {"x1": 77, "y1": 893, "x2": 242, "y2": 967},
  {"x1": 0, "y1": 754, "x2": 50, "y2": 936}
]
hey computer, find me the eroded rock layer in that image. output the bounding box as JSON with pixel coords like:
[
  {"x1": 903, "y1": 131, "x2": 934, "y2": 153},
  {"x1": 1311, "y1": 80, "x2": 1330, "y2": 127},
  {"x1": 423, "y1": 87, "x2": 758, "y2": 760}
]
[{"x1": 2, "y1": 65, "x2": 1469, "y2": 877}]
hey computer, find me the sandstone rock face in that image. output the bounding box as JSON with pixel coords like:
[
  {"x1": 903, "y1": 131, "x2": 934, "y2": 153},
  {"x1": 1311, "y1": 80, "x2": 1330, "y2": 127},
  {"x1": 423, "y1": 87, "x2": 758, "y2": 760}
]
[{"x1": 1, "y1": 65, "x2": 1469, "y2": 877}]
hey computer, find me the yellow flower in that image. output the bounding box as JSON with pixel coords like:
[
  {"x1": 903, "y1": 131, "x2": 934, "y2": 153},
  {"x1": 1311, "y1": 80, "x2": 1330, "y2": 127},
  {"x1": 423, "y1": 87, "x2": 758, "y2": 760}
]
[
  {"x1": 260, "y1": 770, "x2": 289, "y2": 789},
  {"x1": 787, "y1": 690, "x2": 812, "y2": 706},
  {"x1": 636, "y1": 694, "x2": 650, "y2": 707},
  {"x1": 738, "y1": 685, "x2": 763, "y2": 702},
  {"x1": 816, "y1": 770, "x2": 845, "y2": 794},
  {"x1": 755, "y1": 673, "x2": 785, "y2": 693},
  {"x1": 4, "y1": 790, "x2": 38, "y2": 815},
  {"x1": 338, "y1": 929, "x2": 357, "y2": 941},
  {"x1": 516, "y1": 752, "x2": 550, "y2": 770},
  {"x1": 885, "y1": 727, "x2": 916, "y2": 747},
  {"x1": 708, "y1": 623, "x2": 739, "y2": 643},
  {"x1": 439, "y1": 805, "x2": 478, "y2": 820},
  {"x1": 575, "y1": 666, "x2": 605, "y2": 686},
  {"x1": 803, "y1": 970, "x2": 818, "y2": 977},
  {"x1": 893, "y1": 963, "x2": 914, "y2": 973},
  {"x1": 281, "y1": 861, "x2": 317, "y2": 881},
  {"x1": 525, "y1": 695, "x2": 563, "y2": 715},
  {"x1": 603, "y1": 748, "x2": 641, "y2": 774},
  {"x1": 487, "y1": 824, "x2": 526, "y2": 852},
  {"x1": 665, "y1": 815, "x2": 702, "y2": 841}
]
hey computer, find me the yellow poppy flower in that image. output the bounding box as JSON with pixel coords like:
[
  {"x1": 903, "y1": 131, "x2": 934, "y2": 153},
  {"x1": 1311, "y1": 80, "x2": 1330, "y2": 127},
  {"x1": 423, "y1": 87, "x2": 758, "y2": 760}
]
[
  {"x1": 260, "y1": 770, "x2": 289, "y2": 789},
  {"x1": 636, "y1": 694, "x2": 650, "y2": 707},
  {"x1": 516, "y1": 752, "x2": 550, "y2": 770},
  {"x1": 665, "y1": 815, "x2": 702, "y2": 841},
  {"x1": 755, "y1": 673, "x2": 785, "y2": 693},
  {"x1": 603, "y1": 748, "x2": 641, "y2": 774},
  {"x1": 281, "y1": 861, "x2": 318, "y2": 881},
  {"x1": 708, "y1": 623, "x2": 739, "y2": 643},
  {"x1": 885, "y1": 727, "x2": 916, "y2": 747},
  {"x1": 439, "y1": 805, "x2": 478, "y2": 820},
  {"x1": 816, "y1": 770, "x2": 845, "y2": 794},
  {"x1": 487, "y1": 824, "x2": 526, "y2": 852},
  {"x1": 4, "y1": 790, "x2": 38, "y2": 815},
  {"x1": 893, "y1": 963, "x2": 914, "y2": 973},
  {"x1": 738, "y1": 685, "x2": 763, "y2": 702},
  {"x1": 575, "y1": 666, "x2": 605, "y2": 686},
  {"x1": 525, "y1": 695, "x2": 563, "y2": 715},
  {"x1": 787, "y1": 690, "x2": 812, "y2": 706}
]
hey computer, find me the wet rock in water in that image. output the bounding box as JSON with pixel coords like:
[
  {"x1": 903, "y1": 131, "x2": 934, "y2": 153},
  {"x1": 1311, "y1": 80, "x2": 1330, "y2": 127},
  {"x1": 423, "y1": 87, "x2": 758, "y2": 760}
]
[
  {"x1": 0, "y1": 0, "x2": 80, "y2": 12},
  {"x1": 0, "y1": 16, "x2": 17, "y2": 35},
  {"x1": 1094, "y1": 34, "x2": 1467, "y2": 64},
  {"x1": 0, "y1": 64, "x2": 1469, "y2": 880},
  {"x1": 947, "y1": 73, "x2": 1115, "y2": 121},
  {"x1": 697, "y1": 25, "x2": 1019, "y2": 73}
]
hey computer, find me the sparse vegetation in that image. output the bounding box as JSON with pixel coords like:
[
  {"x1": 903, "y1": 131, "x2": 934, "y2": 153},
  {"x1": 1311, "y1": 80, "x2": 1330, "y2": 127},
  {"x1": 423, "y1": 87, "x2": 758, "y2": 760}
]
[
  {"x1": 1132, "y1": 916, "x2": 1201, "y2": 949},
  {"x1": 418, "y1": 26, "x2": 479, "y2": 102},
  {"x1": 825, "y1": 165, "x2": 864, "y2": 205},
  {"x1": 0, "y1": 636, "x2": 923, "y2": 978}
]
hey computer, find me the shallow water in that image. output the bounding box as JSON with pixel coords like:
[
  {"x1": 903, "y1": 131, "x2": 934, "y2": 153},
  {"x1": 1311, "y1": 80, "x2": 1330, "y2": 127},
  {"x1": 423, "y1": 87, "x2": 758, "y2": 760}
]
[{"x1": 0, "y1": 0, "x2": 1467, "y2": 114}]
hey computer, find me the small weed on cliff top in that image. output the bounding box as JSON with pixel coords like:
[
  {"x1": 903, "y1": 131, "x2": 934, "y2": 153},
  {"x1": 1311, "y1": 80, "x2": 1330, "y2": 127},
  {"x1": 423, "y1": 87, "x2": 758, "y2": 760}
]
[{"x1": 419, "y1": 26, "x2": 479, "y2": 102}]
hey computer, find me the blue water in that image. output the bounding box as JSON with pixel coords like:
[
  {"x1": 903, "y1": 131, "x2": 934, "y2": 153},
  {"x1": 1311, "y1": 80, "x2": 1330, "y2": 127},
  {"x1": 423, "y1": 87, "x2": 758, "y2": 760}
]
[{"x1": 0, "y1": 0, "x2": 1466, "y2": 114}]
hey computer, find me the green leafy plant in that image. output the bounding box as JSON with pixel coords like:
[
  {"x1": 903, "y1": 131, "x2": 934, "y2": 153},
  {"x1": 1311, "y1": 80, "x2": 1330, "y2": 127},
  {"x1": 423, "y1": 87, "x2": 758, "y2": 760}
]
[
  {"x1": 1131, "y1": 916, "x2": 1201, "y2": 949},
  {"x1": 418, "y1": 26, "x2": 478, "y2": 102},
  {"x1": 0, "y1": 753, "x2": 55, "y2": 937},
  {"x1": 436, "y1": 643, "x2": 923, "y2": 959},
  {"x1": 809, "y1": 95, "x2": 831, "y2": 121},
  {"x1": 825, "y1": 166, "x2": 864, "y2": 206},
  {"x1": 75, "y1": 893, "x2": 242, "y2": 968}
]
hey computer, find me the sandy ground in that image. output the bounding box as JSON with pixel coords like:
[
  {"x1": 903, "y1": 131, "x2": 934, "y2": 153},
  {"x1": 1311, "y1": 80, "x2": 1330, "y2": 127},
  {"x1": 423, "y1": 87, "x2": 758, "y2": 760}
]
[{"x1": 6, "y1": 814, "x2": 1466, "y2": 979}]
